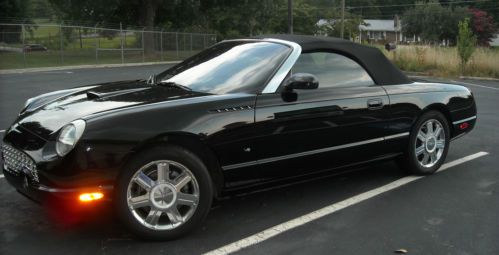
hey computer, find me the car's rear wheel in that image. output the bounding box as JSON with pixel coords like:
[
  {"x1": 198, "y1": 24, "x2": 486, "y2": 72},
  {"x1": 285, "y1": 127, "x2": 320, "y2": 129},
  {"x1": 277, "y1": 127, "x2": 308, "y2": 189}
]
[
  {"x1": 116, "y1": 145, "x2": 213, "y2": 240},
  {"x1": 397, "y1": 111, "x2": 450, "y2": 175}
]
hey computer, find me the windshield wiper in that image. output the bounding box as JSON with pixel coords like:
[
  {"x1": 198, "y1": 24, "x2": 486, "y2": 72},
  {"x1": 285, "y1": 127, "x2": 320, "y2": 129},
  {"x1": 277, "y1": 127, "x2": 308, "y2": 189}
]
[
  {"x1": 158, "y1": 81, "x2": 192, "y2": 91},
  {"x1": 146, "y1": 74, "x2": 192, "y2": 91},
  {"x1": 146, "y1": 74, "x2": 157, "y2": 85}
]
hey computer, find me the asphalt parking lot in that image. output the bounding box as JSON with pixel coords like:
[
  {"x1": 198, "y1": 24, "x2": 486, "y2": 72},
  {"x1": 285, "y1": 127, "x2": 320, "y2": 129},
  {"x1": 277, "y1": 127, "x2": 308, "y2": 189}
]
[{"x1": 0, "y1": 65, "x2": 498, "y2": 255}]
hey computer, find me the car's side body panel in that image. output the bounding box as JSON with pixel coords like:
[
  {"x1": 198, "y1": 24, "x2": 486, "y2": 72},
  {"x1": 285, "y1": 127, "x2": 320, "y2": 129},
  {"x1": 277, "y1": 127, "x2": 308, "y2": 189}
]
[
  {"x1": 88, "y1": 93, "x2": 260, "y2": 186},
  {"x1": 249, "y1": 85, "x2": 391, "y2": 182},
  {"x1": 383, "y1": 82, "x2": 476, "y2": 136},
  {"x1": 3, "y1": 92, "x2": 260, "y2": 190},
  {"x1": 382, "y1": 82, "x2": 477, "y2": 155},
  {"x1": 220, "y1": 82, "x2": 476, "y2": 188}
]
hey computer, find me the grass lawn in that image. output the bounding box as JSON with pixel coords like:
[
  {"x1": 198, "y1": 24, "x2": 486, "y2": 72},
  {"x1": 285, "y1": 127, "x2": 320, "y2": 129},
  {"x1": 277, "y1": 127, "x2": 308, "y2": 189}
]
[
  {"x1": 0, "y1": 50, "x2": 197, "y2": 69},
  {"x1": 0, "y1": 26, "x2": 202, "y2": 69},
  {"x1": 1, "y1": 23, "x2": 210, "y2": 69},
  {"x1": 22, "y1": 27, "x2": 138, "y2": 50},
  {"x1": 377, "y1": 45, "x2": 499, "y2": 79}
]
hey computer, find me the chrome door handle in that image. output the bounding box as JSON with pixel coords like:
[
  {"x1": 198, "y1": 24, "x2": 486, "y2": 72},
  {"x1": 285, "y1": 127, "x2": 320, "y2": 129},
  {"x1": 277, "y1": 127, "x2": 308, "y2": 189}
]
[{"x1": 367, "y1": 98, "x2": 383, "y2": 110}]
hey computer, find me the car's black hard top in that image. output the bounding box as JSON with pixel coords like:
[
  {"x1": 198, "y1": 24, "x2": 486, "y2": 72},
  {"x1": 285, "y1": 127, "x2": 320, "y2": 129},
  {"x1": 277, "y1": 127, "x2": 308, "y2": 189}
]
[{"x1": 254, "y1": 34, "x2": 411, "y2": 86}]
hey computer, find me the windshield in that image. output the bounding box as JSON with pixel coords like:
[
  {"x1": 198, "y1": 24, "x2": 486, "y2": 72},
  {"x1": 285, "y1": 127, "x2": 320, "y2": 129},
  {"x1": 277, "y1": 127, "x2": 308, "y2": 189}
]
[{"x1": 157, "y1": 41, "x2": 291, "y2": 94}]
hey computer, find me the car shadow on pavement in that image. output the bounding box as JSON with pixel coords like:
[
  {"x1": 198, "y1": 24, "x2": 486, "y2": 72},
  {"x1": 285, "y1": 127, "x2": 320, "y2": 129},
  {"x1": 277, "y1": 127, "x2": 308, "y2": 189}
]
[{"x1": 0, "y1": 161, "x2": 406, "y2": 254}]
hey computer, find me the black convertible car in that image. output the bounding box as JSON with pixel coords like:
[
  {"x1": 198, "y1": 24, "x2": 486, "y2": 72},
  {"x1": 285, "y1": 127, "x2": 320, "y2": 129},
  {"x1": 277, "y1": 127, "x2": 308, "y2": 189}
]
[{"x1": 2, "y1": 35, "x2": 476, "y2": 240}]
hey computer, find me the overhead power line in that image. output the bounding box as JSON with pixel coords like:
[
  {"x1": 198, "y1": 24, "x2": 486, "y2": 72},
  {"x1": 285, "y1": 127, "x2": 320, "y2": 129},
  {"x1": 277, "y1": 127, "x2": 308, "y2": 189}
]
[
  {"x1": 347, "y1": 0, "x2": 493, "y2": 9},
  {"x1": 291, "y1": 0, "x2": 494, "y2": 11},
  {"x1": 303, "y1": 3, "x2": 499, "y2": 19},
  {"x1": 360, "y1": 6, "x2": 499, "y2": 18}
]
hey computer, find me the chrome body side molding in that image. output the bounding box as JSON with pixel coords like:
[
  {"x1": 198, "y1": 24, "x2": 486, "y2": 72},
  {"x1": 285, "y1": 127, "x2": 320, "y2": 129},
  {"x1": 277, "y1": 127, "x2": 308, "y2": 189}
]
[
  {"x1": 222, "y1": 132, "x2": 410, "y2": 171},
  {"x1": 452, "y1": 116, "x2": 477, "y2": 125}
]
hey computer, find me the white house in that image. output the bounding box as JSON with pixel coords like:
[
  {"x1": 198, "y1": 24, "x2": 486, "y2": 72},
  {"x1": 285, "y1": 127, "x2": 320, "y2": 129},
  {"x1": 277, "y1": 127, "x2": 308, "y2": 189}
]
[
  {"x1": 359, "y1": 19, "x2": 403, "y2": 42},
  {"x1": 316, "y1": 18, "x2": 414, "y2": 43},
  {"x1": 491, "y1": 34, "x2": 499, "y2": 47}
]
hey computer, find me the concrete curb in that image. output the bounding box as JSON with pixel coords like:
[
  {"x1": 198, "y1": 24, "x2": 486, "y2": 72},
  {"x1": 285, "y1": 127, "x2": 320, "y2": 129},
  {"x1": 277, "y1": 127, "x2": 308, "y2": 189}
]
[
  {"x1": 0, "y1": 61, "x2": 181, "y2": 75},
  {"x1": 459, "y1": 76, "x2": 499, "y2": 82},
  {"x1": 403, "y1": 71, "x2": 430, "y2": 76},
  {"x1": 404, "y1": 72, "x2": 499, "y2": 82}
]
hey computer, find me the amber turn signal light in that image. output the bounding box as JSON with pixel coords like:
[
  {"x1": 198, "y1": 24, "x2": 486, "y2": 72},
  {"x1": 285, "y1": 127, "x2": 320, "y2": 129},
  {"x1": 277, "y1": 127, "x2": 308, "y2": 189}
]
[{"x1": 79, "y1": 192, "x2": 104, "y2": 202}]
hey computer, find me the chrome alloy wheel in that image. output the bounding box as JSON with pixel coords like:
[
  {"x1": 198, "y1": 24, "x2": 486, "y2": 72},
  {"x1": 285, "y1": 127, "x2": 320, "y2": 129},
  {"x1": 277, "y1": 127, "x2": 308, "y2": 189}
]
[
  {"x1": 127, "y1": 160, "x2": 200, "y2": 230},
  {"x1": 415, "y1": 119, "x2": 446, "y2": 168}
]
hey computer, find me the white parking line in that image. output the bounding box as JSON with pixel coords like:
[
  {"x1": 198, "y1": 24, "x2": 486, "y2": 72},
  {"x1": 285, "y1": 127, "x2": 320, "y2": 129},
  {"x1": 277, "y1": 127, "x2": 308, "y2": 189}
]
[
  {"x1": 0, "y1": 174, "x2": 3, "y2": 179},
  {"x1": 453, "y1": 80, "x2": 499, "y2": 91},
  {"x1": 204, "y1": 151, "x2": 489, "y2": 255},
  {"x1": 0, "y1": 130, "x2": 5, "y2": 133}
]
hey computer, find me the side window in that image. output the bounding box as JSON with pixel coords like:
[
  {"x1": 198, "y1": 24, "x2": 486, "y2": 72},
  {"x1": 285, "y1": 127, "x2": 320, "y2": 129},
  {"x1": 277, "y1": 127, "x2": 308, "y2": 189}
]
[{"x1": 292, "y1": 52, "x2": 375, "y2": 89}]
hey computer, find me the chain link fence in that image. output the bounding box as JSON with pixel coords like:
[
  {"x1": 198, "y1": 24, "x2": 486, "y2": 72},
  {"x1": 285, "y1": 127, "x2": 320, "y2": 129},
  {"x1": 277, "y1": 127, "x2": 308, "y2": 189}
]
[{"x1": 0, "y1": 23, "x2": 217, "y2": 69}]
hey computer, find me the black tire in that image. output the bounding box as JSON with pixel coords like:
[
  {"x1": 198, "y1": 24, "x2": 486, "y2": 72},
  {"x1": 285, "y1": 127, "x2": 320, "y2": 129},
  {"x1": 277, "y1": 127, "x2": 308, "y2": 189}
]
[
  {"x1": 397, "y1": 111, "x2": 450, "y2": 175},
  {"x1": 115, "y1": 145, "x2": 213, "y2": 240}
]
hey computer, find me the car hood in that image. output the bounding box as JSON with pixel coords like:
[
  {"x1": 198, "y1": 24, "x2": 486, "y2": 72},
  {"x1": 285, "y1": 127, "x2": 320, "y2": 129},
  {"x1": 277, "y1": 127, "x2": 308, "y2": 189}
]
[{"x1": 15, "y1": 80, "x2": 210, "y2": 140}]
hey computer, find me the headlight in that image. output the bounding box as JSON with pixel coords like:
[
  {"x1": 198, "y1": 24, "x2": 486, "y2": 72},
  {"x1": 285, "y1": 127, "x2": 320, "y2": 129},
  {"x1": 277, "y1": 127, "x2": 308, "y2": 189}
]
[{"x1": 56, "y1": 119, "x2": 86, "y2": 157}]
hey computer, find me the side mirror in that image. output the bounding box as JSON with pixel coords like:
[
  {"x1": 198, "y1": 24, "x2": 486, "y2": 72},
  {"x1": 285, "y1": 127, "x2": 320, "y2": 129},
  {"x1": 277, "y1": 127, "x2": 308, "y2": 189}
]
[
  {"x1": 281, "y1": 73, "x2": 319, "y2": 102},
  {"x1": 283, "y1": 73, "x2": 319, "y2": 91}
]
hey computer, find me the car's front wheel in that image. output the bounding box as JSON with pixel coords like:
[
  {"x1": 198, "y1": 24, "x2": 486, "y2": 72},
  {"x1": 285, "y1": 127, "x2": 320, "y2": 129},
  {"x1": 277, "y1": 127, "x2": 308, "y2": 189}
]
[
  {"x1": 116, "y1": 145, "x2": 213, "y2": 240},
  {"x1": 397, "y1": 111, "x2": 450, "y2": 175}
]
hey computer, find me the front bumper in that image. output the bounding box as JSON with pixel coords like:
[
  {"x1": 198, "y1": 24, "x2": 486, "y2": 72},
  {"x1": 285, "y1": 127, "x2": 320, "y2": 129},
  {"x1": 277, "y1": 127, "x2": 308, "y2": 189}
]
[
  {"x1": 2, "y1": 124, "x2": 121, "y2": 204},
  {"x1": 2, "y1": 168, "x2": 113, "y2": 203}
]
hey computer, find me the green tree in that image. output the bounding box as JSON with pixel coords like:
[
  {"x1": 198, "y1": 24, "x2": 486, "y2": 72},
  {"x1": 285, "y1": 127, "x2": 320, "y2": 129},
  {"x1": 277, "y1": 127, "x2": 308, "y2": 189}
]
[
  {"x1": 290, "y1": 0, "x2": 318, "y2": 35},
  {"x1": 28, "y1": 0, "x2": 56, "y2": 19},
  {"x1": 49, "y1": 0, "x2": 169, "y2": 54},
  {"x1": 0, "y1": 0, "x2": 32, "y2": 43},
  {"x1": 315, "y1": 10, "x2": 363, "y2": 40},
  {"x1": 402, "y1": 0, "x2": 469, "y2": 45},
  {"x1": 197, "y1": 0, "x2": 318, "y2": 39},
  {"x1": 457, "y1": 18, "x2": 476, "y2": 75}
]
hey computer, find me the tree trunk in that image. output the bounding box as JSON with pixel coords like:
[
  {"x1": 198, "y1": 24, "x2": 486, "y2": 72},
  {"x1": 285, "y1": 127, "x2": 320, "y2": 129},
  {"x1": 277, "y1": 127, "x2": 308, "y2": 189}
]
[
  {"x1": 249, "y1": 17, "x2": 257, "y2": 37},
  {"x1": 139, "y1": 0, "x2": 157, "y2": 56},
  {"x1": 79, "y1": 27, "x2": 83, "y2": 49}
]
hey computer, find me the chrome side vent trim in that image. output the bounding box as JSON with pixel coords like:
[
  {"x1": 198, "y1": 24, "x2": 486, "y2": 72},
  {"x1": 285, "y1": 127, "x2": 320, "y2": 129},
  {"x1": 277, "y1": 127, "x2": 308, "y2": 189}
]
[{"x1": 209, "y1": 105, "x2": 253, "y2": 113}]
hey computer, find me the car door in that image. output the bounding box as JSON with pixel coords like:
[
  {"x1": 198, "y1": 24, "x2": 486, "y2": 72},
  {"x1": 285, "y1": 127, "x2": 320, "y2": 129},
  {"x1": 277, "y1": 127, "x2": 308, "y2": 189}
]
[{"x1": 253, "y1": 51, "x2": 392, "y2": 181}]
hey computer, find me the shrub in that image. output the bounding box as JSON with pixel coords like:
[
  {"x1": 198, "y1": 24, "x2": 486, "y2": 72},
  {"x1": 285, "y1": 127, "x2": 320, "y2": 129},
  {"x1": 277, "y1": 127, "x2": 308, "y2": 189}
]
[
  {"x1": 382, "y1": 45, "x2": 499, "y2": 78},
  {"x1": 457, "y1": 18, "x2": 477, "y2": 75}
]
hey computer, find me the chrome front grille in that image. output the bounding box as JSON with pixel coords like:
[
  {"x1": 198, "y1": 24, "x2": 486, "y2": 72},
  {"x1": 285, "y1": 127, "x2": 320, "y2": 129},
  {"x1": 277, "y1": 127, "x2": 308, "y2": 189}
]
[{"x1": 2, "y1": 144, "x2": 39, "y2": 182}]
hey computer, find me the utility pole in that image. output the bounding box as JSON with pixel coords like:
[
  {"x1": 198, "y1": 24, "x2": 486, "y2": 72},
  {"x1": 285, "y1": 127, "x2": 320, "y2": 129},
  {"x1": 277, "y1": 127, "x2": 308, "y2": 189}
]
[
  {"x1": 341, "y1": 0, "x2": 345, "y2": 39},
  {"x1": 288, "y1": 0, "x2": 293, "y2": 34}
]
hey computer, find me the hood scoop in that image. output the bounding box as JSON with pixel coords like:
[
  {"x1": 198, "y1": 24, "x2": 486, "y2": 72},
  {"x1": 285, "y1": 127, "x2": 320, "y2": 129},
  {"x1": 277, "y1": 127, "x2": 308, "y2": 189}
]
[{"x1": 86, "y1": 87, "x2": 150, "y2": 100}]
